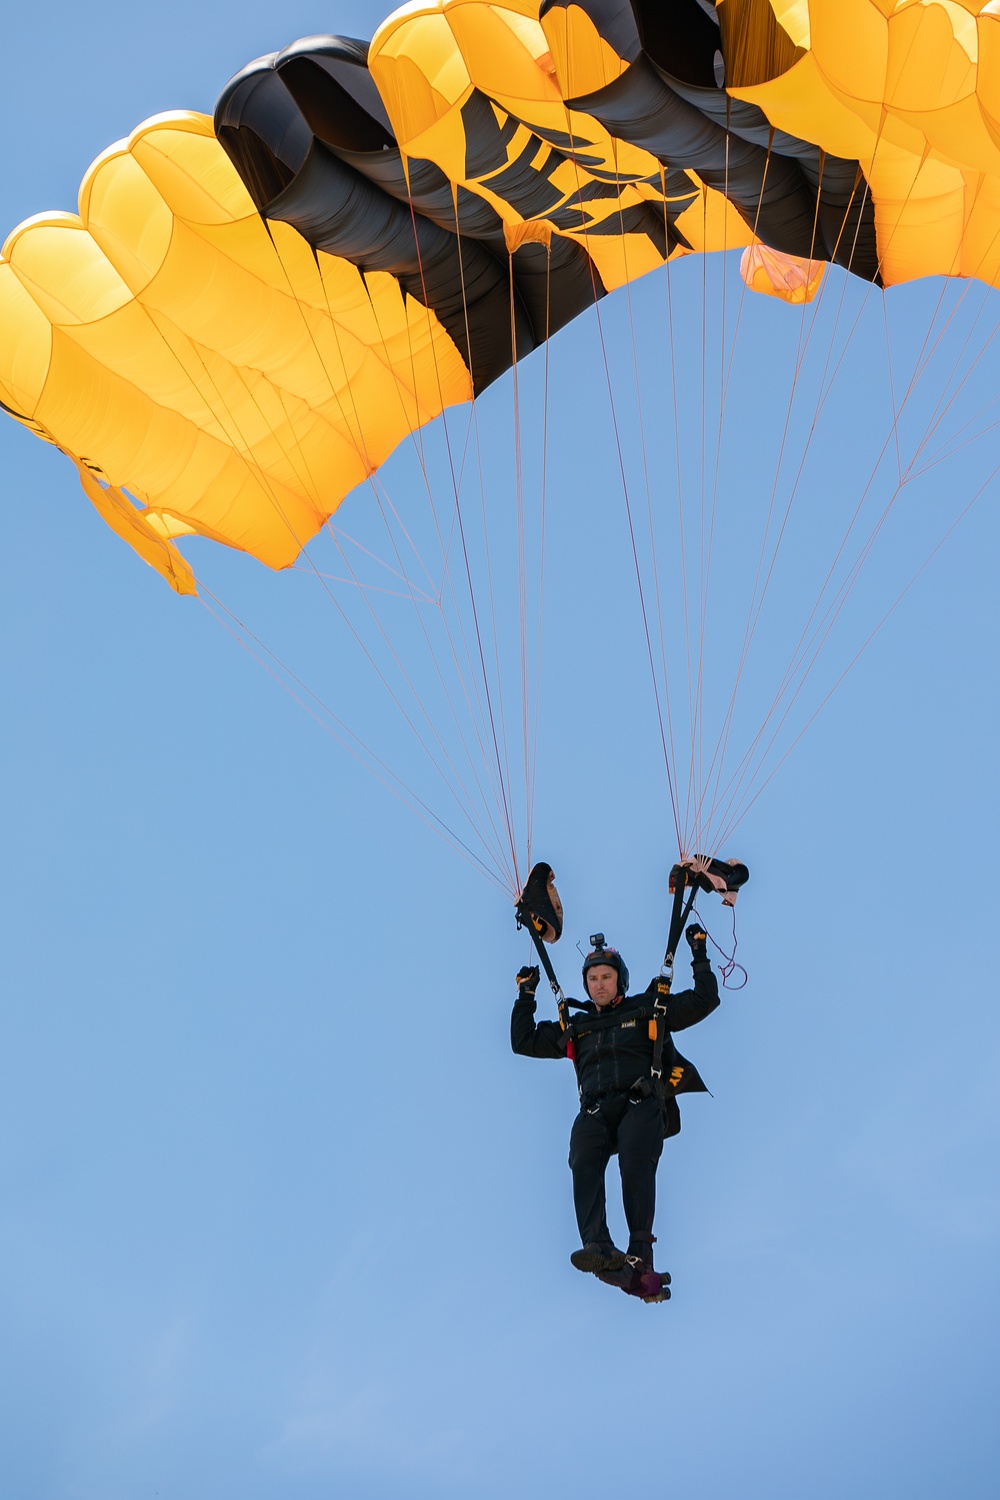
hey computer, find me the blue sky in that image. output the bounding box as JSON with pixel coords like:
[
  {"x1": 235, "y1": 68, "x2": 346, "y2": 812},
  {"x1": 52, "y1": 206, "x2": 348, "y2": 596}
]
[{"x1": 1, "y1": 5, "x2": 998, "y2": 1497}]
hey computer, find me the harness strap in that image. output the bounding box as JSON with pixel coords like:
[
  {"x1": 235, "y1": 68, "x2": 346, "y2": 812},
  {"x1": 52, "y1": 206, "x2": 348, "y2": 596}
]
[
  {"x1": 568, "y1": 1000, "x2": 659, "y2": 1039},
  {"x1": 663, "y1": 867, "x2": 698, "y2": 972},
  {"x1": 648, "y1": 865, "x2": 697, "y2": 1082},
  {"x1": 516, "y1": 902, "x2": 569, "y2": 1032}
]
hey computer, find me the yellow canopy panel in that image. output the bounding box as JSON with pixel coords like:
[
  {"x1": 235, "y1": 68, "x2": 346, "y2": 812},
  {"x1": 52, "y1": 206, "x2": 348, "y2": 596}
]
[
  {"x1": 723, "y1": 0, "x2": 1000, "y2": 287},
  {"x1": 0, "y1": 112, "x2": 470, "y2": 591}
]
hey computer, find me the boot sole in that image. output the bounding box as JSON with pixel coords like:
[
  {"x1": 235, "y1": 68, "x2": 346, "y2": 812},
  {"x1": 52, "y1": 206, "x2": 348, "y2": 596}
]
[{"x1": 570, "y1": 1247, "x2": 629, "y2": 1274}]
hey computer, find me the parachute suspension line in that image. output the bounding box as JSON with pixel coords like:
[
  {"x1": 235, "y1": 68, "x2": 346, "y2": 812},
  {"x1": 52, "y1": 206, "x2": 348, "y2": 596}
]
[
  {"x1": 614, "y1": 172, "x2": 683, "y2": 849},
  {"x1": 435, "y1": 196, "x2": 521, "y2": 883},
  {"x1": 715, "y1": 371, "x2": 1000, "y2": 840},
  {"x1": 708, "y1": 156, "x2": 1000, "y2": 840},
  {"x1": 692, "y1": 111, "x2": 735, "y2": 852},
  {"x1": 133, "y1": 285, "x2": 464, "y2": 847},
  {"x1": 892, "y1": 186, "x2": 1000, "y2": 476},
  {"x1": 693, "y1": 158, "x2": 888, "y2": 842},
  {"x1": 127, "y1": 228, "x2": 520, "y2": 896},
  {"x1": 565, "y1": 136, "x2": 682, "y2": 850},
  {"x1": 402, "y1": 171, "x2": 520, "y2": 890},
  {"x1": 697, "y1": 181, "x2": 710, "y2": 836},
  {"x1": 646, "y1": 174, "x2": 689, "y2": 803},
  {"x1": 288, "y1": 557, "x2": 436, "y2": 602},
  {"x1": 353, "y1": 483, "x2": 438, "y2": 598},
  {"x1": 711, "y1": 375, "x2": 923, "y2": 839},
  {"x1": 912, "y1": 401, "x2": 1000, "y2": 477},
  {"x1": 310, "y1": 511, "x2": 515, "y2": 873},
  {"x1": 663, "y1": 238, "x2": 695, "y2": 843},
  {"x1": 562, "y1": 122, "x2": 683, "y2": 847},
  {"x1": 905, "y1": 288, "x2": 1000, "y2": 476},
  {"x1": 276, "y1": 268, "x2": 515, "y2": 871},
  {"x1": 714, "y1": 453, "x2": 1000, "y2": 847},
  {"x1": 329, "y1": 220, "x2": 521, "y2": 875},
  {"x1": 252, "y1": 227, "x2": 385, "y2": 504},
  {"x1": 326, "y1": 162, "x2": 517, "y2": 891},
  {"x1": 704, "y1": 266, "x2": 895, "y2": 828},
  {"x1": 875, "y1": 242, "x2": 998, "y2": 481},
  {"x1": 676, "y1": 124, "x2": 836, "y2": 848},
  {"x1": 508, "y1": 248, "x2": 533, "y2": 873},
  {"x1": 203, "y1": 225, "x2": 520, "y2": 887},
  {"x1": 693, "y1": 151, "x2": 842, "y2": 839},
  {"x1": 456, "y1": 243, "x2": 522, "y2": 888},
  {"x1": 707, "y1": 162, "x2": 1000, "y2": 843},
  {"x1": 697, "y1": 131, "x2": 965, "y2": 841},
  {"x1": 882, "y1": 292, "x2": 903, "y2": 484},
  {"x1": 861, "y1": 186, "x2": 1000, "y2": 516},
  {"x1": 312, "y1": 245, "x2": 455, "y2": 607},
  {"x1": 337, "y1": 485, "x2": 517, "y2": 880},
  {"x1": 677, "y1": 131, "x2": 777, "y2": 849},
  {"x1": 127, "y1": 229, "x2": 466, "y2": 763},
  {"x1": 260, "y1": 237, "x2": 444, "y2": 577},
  {"x1": 197, "y1": 586, "x2": 509, "y2": 891},
  {"x1": 260, "y1": 232, "x2": 518, "y2": 882},
  {"x1": 131, "y1": 300, "x2": 324, "y2": 563},
  {"x1": 905, "y1": 306, "x2": 1000, "y2": 476},
  {"x1": 355, "y1": 248, "x2": 511, "y2": 832},
  {"x1": 308, "y1": 237, "x2": 512, "y2": 834},
  {"x1": 400, "y1": 259, "x2": 523, "y2": 886},
  {"x1": 444, "y1": 190, "x2": 523, "y2": 890},
  {"x1": 718, "y1": 133, "x2": 775, "y2": 420},
  {"x1": 527, "y1": 241, "x2": 553, "y2": 868},
  {"x1": 449, "y1": 486, "x2": 521, "y2": 887}
]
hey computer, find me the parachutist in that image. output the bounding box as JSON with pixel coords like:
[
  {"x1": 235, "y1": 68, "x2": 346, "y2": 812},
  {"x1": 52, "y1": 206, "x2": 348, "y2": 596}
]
[{"x1": 510, "y1": 924, "x2": 719, "y2": 1302}]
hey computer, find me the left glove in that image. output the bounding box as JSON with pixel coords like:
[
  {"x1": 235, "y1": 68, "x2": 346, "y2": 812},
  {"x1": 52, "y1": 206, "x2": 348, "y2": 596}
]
[
  {"x1": 516, "y1": 963, "x2": 540, "y2": 997},
  {"x1": 685, "y1": 925, "x2": 708, "y2": 962}
]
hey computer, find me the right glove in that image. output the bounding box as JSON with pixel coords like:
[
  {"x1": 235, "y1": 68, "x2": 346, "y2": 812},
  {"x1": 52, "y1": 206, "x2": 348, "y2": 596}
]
[
  {"x1": 516, "y1": 964, "x2": 540, "y2": 997},
  {"x1": 685, "y1": 925, "x2": 708, "y2": 963}
]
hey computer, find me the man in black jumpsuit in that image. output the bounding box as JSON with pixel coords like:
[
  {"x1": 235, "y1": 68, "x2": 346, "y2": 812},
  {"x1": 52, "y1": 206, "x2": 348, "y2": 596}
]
[{"x1": 510, "y1": 929, "x2": 719, "y2": 1278}]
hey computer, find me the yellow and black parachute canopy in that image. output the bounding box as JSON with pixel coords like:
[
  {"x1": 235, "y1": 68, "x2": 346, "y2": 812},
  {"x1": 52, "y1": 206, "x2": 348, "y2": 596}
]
[{"x1": 3, "y1": 1, "x2": 1000, "y2": 589}]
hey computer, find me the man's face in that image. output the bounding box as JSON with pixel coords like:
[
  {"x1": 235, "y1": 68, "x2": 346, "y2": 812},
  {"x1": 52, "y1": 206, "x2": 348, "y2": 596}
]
[{"x1": 586, "y1": 963, "x2": 620, "y2": 1008}]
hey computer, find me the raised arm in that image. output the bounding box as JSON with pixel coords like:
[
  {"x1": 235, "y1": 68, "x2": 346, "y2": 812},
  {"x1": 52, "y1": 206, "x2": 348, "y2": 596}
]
[
  {"x1": 510, "y1": 965, "x2": 568, "y2": 1059},
  {"x1": 643, "y1": 926, "x2": 721, "y2": 1032},
  {"x1": 664, "y1": 957, "x2": 720, "y2": 1031}
]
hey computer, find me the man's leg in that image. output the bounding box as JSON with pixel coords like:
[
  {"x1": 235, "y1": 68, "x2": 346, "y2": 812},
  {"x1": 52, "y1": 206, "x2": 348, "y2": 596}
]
[
  {"x1": 616, "y1": 1096, "x2": 664, "y2": 1265},
  {"x1": 568, "y1": 1107, "x2": 615, "y2": 1248}
]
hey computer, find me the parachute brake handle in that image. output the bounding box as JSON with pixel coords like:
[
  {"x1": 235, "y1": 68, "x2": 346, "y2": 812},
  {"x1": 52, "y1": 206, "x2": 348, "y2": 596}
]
[
  {"x1": 515, "y1": 861, "x2": 567, "y2": 1027},
  {"x1": 664, "y1": 855, "x2": 750, "y2": 970}
]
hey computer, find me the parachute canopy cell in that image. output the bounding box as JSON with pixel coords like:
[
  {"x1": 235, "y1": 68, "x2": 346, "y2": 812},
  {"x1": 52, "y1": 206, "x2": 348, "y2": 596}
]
[{"x1": 4, "y1": 0, "x2": 1000, "y2": 587}]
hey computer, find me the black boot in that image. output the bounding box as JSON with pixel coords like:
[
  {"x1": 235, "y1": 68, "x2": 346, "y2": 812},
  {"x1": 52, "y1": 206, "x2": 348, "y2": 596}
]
[
  {"x1": 570, "y1": 1241, "x2": 628, "y2": 1274},
  {"x1": 626, "y1": 1231, "x2": 657, "y2": 1270}
]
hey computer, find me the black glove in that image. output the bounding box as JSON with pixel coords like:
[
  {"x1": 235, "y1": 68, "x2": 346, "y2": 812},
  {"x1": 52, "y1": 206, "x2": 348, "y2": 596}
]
[
  {"x1": 685, "y1": 925, "x2": 708, "y2": 962},
  {"x1": 516, "y1": 964, "x2": 540, "y2": 997}
]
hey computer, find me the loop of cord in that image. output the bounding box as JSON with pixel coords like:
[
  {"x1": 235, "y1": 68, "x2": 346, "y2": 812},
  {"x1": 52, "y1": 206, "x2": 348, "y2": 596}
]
[{"x1": 692, "y1": 904, "x2": 748, "y2": 990}]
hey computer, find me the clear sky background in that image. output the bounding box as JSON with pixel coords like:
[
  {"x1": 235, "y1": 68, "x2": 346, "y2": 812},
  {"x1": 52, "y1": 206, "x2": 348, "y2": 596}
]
[{"x1": 1, "y1": 5, "x2": 998, "y2": 1498}]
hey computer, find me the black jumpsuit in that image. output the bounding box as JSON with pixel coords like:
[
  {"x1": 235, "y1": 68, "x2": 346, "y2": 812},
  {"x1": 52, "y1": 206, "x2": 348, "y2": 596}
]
[{"x1": 510, "y1": 961, "x2": 719, "y2": 1257}]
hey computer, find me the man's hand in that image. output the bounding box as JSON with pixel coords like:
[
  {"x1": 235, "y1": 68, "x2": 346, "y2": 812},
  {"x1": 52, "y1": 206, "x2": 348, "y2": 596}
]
[
  {"x1": 516, "y1": 964, "x2": 540, "y2": 996},
  {"x1": 685, "y1": 925, "x2": 708, "y2": 962}
]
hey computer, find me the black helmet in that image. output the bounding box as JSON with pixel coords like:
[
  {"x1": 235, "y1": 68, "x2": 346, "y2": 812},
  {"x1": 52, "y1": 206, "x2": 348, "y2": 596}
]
[{"x1": 582, "y1": 935, "x2": 629, "y2": 997}]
